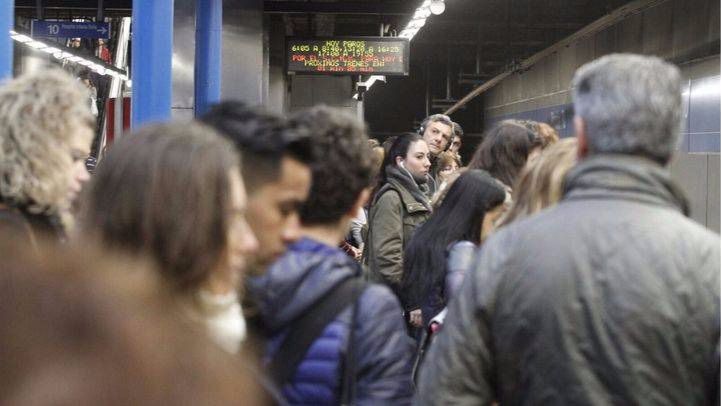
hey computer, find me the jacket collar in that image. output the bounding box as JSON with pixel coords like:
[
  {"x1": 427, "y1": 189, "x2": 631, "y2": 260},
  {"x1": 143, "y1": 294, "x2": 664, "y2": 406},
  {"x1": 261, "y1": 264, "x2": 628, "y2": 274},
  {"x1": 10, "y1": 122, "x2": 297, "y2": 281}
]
[
  {"x1": 382, "y1": 165, "x2": 432, "y2": 213},
  {"x1": 246, "y1": 237, "x2": 357, "y2": 332},
  {"x1": 563, "y1": 154, "x2": 689, "y2": 216}
]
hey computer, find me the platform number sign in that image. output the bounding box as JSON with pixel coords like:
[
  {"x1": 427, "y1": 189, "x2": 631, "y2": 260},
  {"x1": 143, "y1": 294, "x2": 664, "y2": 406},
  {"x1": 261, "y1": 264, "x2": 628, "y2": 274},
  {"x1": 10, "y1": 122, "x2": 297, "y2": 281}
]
[
  {"x1": 31, "y1": 20, "x2": 111, "y2": 39},
  {"x1": 46, "y1": 24, "x2": 60, "y2": 36}
]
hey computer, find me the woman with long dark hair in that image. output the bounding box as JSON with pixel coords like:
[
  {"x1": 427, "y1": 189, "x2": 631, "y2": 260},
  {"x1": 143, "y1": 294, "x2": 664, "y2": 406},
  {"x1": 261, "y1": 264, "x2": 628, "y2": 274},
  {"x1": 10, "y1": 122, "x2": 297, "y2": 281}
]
[
  {"x1": 363, "y1": 133, "x2": 433, "y2": 297},
  {"x1": 400, "y1": 169, "x2": 506, "y2": 327}
]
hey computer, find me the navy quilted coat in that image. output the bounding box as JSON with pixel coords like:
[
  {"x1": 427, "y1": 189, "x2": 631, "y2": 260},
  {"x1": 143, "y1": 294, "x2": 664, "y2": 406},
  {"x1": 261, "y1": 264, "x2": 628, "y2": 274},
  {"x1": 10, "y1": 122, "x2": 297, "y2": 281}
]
[{"x1": 248, "y1": 237, "x2": 414, "y2": 405}]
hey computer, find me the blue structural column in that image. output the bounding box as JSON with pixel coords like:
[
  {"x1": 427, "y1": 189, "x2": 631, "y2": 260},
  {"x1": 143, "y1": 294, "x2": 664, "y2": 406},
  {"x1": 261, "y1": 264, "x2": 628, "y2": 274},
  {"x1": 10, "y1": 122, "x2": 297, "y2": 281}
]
[
  {"x1": 131, "y1": 0, "x2": 173, "y2": 127},
  {"x1": 0, "y1": 0, "x2": 14, "y2": 81},
  {"x1": 194, "y1": 0, "x2": 222, "y2": 116}
]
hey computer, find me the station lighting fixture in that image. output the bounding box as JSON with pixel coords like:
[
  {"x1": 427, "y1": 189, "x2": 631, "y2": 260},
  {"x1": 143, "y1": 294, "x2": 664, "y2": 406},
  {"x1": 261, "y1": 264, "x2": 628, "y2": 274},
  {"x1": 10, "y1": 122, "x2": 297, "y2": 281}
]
[
  {"x1": 8, "y1": 30, "x2": 129, "y2": 81},
  {"x1": 430, "y1": 0, "x2": 446, "y2": 15},
  {"x1": 357, "y1": 0, "x2": 444, "y2": 97}
]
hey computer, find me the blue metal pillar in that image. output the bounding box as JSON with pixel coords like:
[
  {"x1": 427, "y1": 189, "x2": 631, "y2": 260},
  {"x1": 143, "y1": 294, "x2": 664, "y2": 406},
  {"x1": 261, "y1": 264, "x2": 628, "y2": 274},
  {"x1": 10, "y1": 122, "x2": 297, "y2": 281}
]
[
  {"x1": 0, "y1": 0, "x2": 14, "y2": 81},
  {"x1": 194, "y1": 0, "x2": 222, "y2": 117},
  {"x1": 131, "y1": 0, "x2": 173, "y2": 127}
]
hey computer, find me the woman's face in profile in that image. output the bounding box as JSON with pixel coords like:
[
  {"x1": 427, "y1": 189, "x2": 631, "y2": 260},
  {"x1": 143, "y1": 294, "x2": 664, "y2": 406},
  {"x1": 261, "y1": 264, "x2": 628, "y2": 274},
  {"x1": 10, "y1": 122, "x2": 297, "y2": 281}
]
[{"x1": 219, "y1": 169, "x2": 259, "y2": 289}]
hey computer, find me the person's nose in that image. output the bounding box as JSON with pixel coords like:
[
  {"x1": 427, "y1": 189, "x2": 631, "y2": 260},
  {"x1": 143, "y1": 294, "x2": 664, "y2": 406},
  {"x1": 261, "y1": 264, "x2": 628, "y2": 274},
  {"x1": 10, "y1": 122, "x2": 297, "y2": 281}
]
[{"x1": 76, "y1": 162, "x2": 91, "y2": 184}]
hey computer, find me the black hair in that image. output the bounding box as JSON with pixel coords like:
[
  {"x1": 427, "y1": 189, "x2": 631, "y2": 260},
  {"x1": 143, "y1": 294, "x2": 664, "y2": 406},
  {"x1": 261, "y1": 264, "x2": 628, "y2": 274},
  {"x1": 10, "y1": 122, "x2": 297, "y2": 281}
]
[
  {"x1": 452, "y1": 122, "x2": 464, "y2": 138},
  {"x1": 371, "y1": 133, "x2": 423, "y2": 204},
  {"x1": 289, "y1": 106, "x2": 374, "y2": 225},
  {"x1": 467, "y1": 121, "x2": 537, "y2": 187},
  {"x1": 200, "y1": 101, "x2": 313, "y2": 192},
  {"x1": 400, "y1": 169, "x2": 506, "y2": 311}
]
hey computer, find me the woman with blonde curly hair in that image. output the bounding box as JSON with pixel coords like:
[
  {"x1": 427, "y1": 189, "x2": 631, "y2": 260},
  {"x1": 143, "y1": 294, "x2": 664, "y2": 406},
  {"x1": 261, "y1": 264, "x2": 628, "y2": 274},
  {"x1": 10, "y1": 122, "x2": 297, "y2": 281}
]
[{"x1": 0, "y1": 69, "x2": 94, "y2": 245}]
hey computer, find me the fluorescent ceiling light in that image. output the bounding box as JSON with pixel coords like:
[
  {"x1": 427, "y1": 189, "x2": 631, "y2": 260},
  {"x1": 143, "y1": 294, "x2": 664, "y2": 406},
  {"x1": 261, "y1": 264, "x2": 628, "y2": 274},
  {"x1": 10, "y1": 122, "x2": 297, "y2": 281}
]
[
  {"x1": 354, "y1": 0, "x2": 442, "y2": 97},
  {"x1": 27, "y1": 41, "x2": 47, "y2": 49},
  {"x1": 407, "y1": 18, "x2": 426, "y2": 29},
  {"x1": 11, "y1": 34, "x2": 32, "y2": 43},
  {"x1": 414, "y1": 7, "x2": 431, "y2": 19},
  {"x1": 430, "y1": 0, "x2": 446, "y2": 15},
  {"x1": 7, "y1": 30, "x2": 130, "y2": 81}
]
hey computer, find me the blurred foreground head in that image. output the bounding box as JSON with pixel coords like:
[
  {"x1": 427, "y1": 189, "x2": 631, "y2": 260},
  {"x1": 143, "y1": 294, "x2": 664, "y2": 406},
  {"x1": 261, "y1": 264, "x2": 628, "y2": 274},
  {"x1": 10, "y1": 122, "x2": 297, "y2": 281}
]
[
  {"x1": 572, "y1": 53, "x2": 682, "y2": 164},
  {"x1": 201, "y1": 102, "x2": 314, "y2": 273},
  {"x1": 289, "y1": 105, "x2": 374, "y2": 227},
  {"x1": 0, "y1": 68, "x2": 94, "y2": 234},
  {"x1": 81, "y1": 122, "x2": 257, "y2": 297},
  {"x1": 0, "y1": 238, "x2": 262, "y2": 405}
]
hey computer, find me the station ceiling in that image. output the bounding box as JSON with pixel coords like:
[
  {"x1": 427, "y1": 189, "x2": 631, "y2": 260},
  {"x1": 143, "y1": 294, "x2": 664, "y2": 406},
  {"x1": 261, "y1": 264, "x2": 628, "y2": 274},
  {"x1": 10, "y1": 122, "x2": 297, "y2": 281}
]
[
  {"x1": 15, "y1": 0, "x2": 633, "y2": 79},
  {"x1": 16, "y1": 0, "x2": 636, "y2": 134}
]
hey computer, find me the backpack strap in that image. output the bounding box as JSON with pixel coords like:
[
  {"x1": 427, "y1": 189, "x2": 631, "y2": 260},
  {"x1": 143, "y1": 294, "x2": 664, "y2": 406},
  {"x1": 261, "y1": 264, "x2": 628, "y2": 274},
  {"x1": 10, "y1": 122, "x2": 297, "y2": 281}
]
[{"x1": 269, "y1": 277, "x2": 367, "y2": 387}]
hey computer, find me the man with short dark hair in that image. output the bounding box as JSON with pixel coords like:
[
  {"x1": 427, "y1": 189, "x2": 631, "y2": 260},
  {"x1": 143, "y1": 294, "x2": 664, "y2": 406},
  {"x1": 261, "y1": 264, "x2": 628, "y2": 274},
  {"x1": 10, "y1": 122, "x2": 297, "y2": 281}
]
[
  {"x1": 418, "y1": 54, "x2": 720, "y2": 404},
  {"x1": 248, "y1": 106, "x2": 414, "y2": 405},
  {"x1": 201, "y1": 102, "x2": 314, "y2": 275},
  {"x1": 449, "y1": 122, "x2": 463, "y2": 160}
]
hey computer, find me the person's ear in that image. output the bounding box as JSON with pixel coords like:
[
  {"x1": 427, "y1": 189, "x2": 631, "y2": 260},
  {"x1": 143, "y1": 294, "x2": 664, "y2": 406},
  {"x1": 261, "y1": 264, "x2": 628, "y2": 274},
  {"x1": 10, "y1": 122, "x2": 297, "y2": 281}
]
[
  {"x1": 574, "y1": 115, "x2": 589, "y2": 159},
  {"x1": 395, "y1": 156, "x2": 404, "y2": 167}
]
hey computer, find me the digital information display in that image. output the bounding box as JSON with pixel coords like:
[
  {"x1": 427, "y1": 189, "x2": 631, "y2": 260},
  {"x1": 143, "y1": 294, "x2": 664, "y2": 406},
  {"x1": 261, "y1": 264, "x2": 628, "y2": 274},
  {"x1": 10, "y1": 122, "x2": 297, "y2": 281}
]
[{"x1": 286, "y1": 37, "x2": 410, "y2": 76}]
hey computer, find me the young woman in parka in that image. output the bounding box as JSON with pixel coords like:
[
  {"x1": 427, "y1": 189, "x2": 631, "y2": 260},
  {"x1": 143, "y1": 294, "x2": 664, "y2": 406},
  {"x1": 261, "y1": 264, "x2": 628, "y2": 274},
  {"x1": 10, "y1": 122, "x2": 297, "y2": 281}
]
[{"x1": 362, "y1": 133, "x2": 433, "y2": 327}]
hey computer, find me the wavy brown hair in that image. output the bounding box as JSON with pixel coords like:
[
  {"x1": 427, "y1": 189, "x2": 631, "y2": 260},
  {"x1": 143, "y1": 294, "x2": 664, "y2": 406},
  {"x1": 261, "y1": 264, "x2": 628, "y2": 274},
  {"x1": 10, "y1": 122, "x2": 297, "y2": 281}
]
[
  {"x1": 467, "y1": 120, "x2": 536, "y2": 187},
  {"x1": 290, "y1": 105, "x2": 374, "y2": 224},
  {"x1": 499, "y1": 137, "x2": 578, "y2": 226}
]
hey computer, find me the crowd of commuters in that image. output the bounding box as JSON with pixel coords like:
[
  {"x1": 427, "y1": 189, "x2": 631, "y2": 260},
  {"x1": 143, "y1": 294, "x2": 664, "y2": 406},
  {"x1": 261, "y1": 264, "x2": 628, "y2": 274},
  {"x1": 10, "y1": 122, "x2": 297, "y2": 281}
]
[{"x1": 0, "y1": 53, "x2": 717, "y2": 405}]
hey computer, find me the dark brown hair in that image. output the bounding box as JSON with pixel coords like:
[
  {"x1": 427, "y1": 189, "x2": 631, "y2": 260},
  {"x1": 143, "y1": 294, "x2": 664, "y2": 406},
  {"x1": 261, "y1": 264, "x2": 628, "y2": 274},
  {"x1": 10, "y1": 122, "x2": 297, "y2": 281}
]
[
  {"x1": 200, "y1": 101, "x2": 313, "y2": 193},
  {"x1": 468, "y1": 121, "x2": 536, "y2": 187},
  {"x1": 499, "y1": 138, "x2": 577, "y2": 226},
  {"x1": 290, "y1": 106, "x2": 374, "y2": 225},
  {"x1": 81, "y1": 122, "x2": 238, "y2": 295}
]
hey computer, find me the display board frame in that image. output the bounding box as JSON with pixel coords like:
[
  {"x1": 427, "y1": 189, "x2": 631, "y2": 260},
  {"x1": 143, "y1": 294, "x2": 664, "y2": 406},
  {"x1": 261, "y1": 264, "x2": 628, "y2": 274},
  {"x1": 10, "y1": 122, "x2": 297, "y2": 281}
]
[{"x1": 285, "y1": 36, "x2": 410, "y2": 76}]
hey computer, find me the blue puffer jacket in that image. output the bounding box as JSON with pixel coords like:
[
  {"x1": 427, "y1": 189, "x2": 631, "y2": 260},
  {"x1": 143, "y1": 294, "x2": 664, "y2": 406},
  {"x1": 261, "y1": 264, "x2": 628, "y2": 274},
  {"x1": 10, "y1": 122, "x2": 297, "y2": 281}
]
[{"x1": 248, "y1": 238, "x2": 414, "y2": 405}]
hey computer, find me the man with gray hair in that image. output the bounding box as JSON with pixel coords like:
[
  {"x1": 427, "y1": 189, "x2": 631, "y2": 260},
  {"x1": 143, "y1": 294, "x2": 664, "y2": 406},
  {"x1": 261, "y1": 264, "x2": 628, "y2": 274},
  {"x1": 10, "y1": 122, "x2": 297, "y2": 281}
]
[
  {"x1": 419, "y1": 113, "x2": 454, "y2": 158},
  {"x1": 417, "y1": 54, "x2": 719, "y2": 404},
  {"x1": 419, "y1": 114, "x2": 454, "y2": 193}
]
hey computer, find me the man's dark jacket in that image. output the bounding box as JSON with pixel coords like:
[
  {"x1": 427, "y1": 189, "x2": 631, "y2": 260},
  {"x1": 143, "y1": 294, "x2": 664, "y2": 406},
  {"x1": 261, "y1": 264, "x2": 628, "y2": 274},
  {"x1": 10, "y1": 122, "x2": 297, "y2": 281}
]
[{"x1": 417, "y1": 154, "x2": 720, "y2": 405}]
